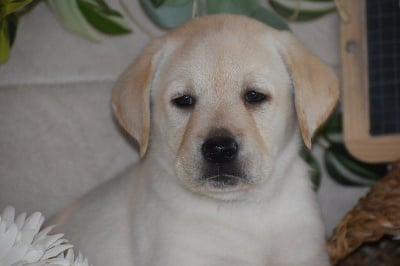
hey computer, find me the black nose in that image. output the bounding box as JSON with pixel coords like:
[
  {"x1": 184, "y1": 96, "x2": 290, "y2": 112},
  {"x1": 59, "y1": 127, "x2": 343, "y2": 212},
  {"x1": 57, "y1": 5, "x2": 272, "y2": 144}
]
[{"x1": 201, "y1": 136, "x2": 239, "y2": 163}]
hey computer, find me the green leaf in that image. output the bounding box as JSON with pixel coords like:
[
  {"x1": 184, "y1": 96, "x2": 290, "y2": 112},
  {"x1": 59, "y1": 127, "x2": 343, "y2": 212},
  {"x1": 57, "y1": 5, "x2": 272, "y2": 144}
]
[
  {"x1": 206, "y1": 0, "x2": 259, "y2": 16},
  {"x1": 268, "y1": 0, "x2": 336, "y2": 22},
  {"x1": 150, "y1": 0, "x2": 166, "y2": 8},
  {"x1": 329, "y1": 144, "x2": 388, "y2": 180},
  {"x1": 204, "y1": 1, "x2": 290, "y2": 31},
  {"x1": 252, "y1": 6, "x2": 290, "y2": 31},
  {"x1": 89, "y1": 0, "x2": 121, "y2": 16},
  {"x1": 46, "y1": 0, "x2": 101, "y2": 42},
  {"x1": 140, "y1": 0, "x2": 193, "y2": 29},
  {"x1": 77, "y1": 0, "x2": 131, "y2": 35},
  {"x1": 164, "y1": 0, "x2": 192, "y2": 6},
  {"x1": 6, "y1": 13, "x2": 18, "y2": 46},
  {"x1": 324, "y1": 144, "x2": 388, "y2": 186},
  {"x1": 300, "y1": 146, "x2": 321, "y2": 190},
  {"x1": 0, "y1": 19, "x2": 10, "y2": 64},
  {"x1": 1, "y1": 0, "x2": 32, "y2": 18},
  {"x1": 321, "y1": 111, "x2": 343, "y2": 144},
  {"x1": 325, "y1": 146, "x2": 368, "y2": 186}
]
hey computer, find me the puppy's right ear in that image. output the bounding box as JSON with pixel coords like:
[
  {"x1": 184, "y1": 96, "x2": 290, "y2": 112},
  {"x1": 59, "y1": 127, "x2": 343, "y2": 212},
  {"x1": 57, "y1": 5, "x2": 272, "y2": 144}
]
[{"x1": 112, "y1": 39, "x2": 164, "y2": 158}]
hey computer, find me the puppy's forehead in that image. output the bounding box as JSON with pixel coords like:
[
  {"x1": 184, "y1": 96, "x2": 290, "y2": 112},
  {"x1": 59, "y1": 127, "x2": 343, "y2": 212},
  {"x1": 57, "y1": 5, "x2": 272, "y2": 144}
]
[
  {"x1": 159, "y1": 16, "x2": 286, "y2": 90},
  {"x1": 174, "y1": 31, "x2": 275, "y2": 67}
]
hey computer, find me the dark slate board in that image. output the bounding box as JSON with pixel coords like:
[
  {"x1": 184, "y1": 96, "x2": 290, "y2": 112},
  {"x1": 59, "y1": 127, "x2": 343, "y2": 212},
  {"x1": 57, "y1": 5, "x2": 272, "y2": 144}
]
[{"x1": 366, "y1": 0, "x2": 400, "y2": 136}]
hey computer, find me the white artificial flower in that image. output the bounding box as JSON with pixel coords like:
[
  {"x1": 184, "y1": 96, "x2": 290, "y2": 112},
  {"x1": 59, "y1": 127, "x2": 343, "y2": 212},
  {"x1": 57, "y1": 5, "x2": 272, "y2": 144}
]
[{"x1": 0, "y1": 206, "x2": 91, "y2": 266}]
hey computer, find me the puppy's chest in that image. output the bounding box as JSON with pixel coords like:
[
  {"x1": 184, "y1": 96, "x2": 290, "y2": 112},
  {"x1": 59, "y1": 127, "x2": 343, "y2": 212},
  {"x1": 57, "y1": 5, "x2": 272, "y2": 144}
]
[{"x1": 133, "y1": 204, "x2": 273, "y2": 266}]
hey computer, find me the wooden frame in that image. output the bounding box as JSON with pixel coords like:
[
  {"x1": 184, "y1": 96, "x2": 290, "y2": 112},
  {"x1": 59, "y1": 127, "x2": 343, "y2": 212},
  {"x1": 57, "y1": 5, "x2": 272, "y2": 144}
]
[{"x1": 341, "y1": 0, "x2": 400, "y2": 163}]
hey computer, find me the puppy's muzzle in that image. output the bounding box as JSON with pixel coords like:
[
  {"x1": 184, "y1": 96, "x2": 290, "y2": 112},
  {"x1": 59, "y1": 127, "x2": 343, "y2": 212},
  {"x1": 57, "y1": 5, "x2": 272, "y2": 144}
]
[{"x1": 200, "y1": 130, "x2": 245, "y2": 189}]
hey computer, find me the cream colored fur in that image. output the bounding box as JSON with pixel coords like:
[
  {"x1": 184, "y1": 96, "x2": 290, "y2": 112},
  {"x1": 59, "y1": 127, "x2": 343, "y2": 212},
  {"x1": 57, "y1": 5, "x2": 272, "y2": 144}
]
[{"x1": 53, "y1": 14, "x2": 339, "y2": 266}]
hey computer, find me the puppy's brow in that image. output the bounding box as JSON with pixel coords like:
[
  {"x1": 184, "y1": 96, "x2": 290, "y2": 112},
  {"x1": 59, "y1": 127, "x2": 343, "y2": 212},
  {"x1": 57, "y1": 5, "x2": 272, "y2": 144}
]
[
  {"x1": 170, "y1": 88, "x2": 196, "y2": 100},
  {"x1": 165, "y1": 80, "x2": 194, "y2": 97},
  {"x1": 242, "y1": 72, "x2": 273, "y2": 90}
]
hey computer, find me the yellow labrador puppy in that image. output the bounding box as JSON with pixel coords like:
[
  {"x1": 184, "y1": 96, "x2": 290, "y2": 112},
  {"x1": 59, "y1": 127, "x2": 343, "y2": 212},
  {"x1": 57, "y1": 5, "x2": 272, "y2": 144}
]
[{"x1": 54, "y1": 14, "x2": 338, "y2": 266}]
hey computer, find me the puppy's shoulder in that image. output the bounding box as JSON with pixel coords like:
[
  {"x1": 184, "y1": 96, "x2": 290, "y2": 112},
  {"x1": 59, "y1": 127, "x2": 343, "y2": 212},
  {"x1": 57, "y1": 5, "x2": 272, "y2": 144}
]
[{"x1": 50, "y1": 164, "x2": 140, "y2": 266}]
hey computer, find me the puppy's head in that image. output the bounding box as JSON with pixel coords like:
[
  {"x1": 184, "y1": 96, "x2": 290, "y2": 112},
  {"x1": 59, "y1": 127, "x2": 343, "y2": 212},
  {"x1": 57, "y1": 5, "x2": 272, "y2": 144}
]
[{"x1": 112, "y1": 14, "x2": 339, "y2": 199}]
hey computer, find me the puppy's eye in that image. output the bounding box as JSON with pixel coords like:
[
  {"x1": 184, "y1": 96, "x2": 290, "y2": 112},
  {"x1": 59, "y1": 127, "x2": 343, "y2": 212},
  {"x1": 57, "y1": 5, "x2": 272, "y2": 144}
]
[
  {"x1": 172, "y1": 95, "x2": 195, "y2": 109},
  {"x1": 244, "y1": 90, "x2": 269, "y2": 104}
]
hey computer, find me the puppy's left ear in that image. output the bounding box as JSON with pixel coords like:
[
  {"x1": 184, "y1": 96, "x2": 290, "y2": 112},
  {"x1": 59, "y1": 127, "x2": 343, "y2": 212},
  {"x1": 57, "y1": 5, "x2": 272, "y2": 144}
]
[{"x1": 277, "y1": 31, "x2": 339, "y2": 149}]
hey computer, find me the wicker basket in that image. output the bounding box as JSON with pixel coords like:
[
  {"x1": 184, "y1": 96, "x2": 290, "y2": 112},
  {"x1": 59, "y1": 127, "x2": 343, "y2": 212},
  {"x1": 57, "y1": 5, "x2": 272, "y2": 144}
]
[{"x1": 327, "y1": 162, "x2": 400, "y2": 265}]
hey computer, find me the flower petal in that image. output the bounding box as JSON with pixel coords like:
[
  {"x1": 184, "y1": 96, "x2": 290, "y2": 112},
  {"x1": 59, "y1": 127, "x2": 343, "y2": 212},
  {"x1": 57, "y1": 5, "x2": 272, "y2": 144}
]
[
  {"x1": 65, "y1": 248, "x2": 74, "y2": 262},
  {"x1": 1, "y1": 206, "x2": 15, "y2": 227},
  {"x1": 23, "y1": 248, "x2": 44, "y2": 263},
  {"x1": 18, "y1": 229, "x2": 37, "y2": 245},
  {"x1": 32, "y1": 225, "x2": 55, "y2": 244},
  {"x1": 22, "y1": 212, "x2": 44, "y2": 238},
  {"x1": 0, "y1": 223, "x2": 18, "y2": 259},
  {"x1": 15, "y1": 213, "x2": 26, "y2": 230},
  {"x1": 0, "y1": 220, "x2": 6, "y2": 234},
  {"x1": 48, "y1": 237, "x2": 68, "y2": 249},
  {"x1": 1, "y1": 243, "x2": 29, "y2": 265},
  {"x1": 35, "y1": 233, "x2": 65, "y2": 250},
  {"x1": 38, "y1": 257, "x2": 73, "y2": 265},
  {"x1": 23, "y1": 212, "x2": 44, "y2": 229},
  {"x1": 40, "y1": 244, "x2": 73, "y2": 260}
]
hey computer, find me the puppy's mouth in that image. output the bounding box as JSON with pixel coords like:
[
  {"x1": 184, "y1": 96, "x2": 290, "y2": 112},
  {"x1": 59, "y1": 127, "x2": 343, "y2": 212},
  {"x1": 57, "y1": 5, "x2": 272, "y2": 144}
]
[
  {"x1": 203, "y1": 174, "x2": 241, "y2": 188},
  {"x1": 199, "y1": 163, "x2": 251, "y2": 191}
]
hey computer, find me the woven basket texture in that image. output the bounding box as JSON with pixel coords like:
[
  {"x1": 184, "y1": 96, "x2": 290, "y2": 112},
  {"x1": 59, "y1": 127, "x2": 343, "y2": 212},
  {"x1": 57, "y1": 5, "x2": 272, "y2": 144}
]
[{"x1": 327, "y1": 162, "x2": 400, "y2": 265}]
